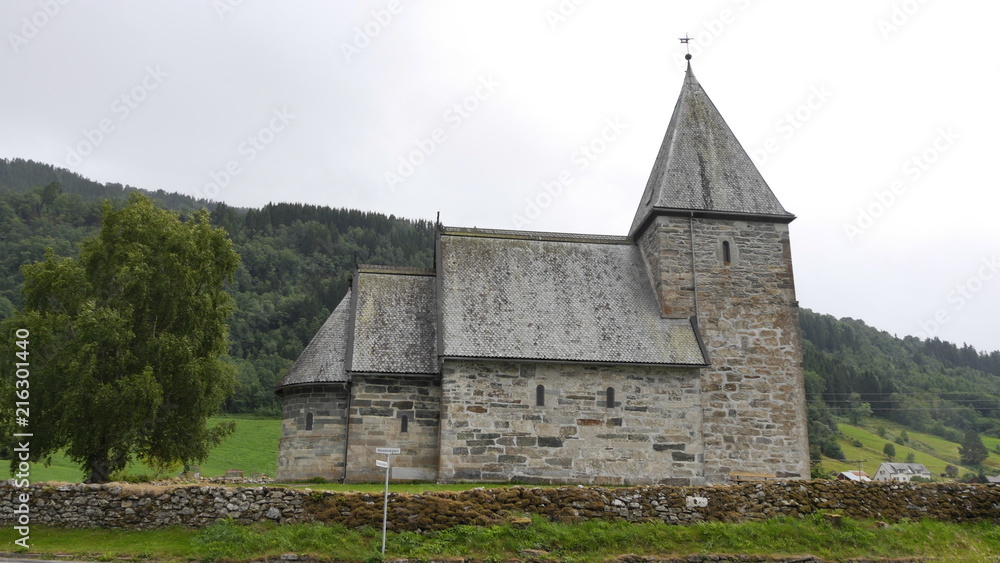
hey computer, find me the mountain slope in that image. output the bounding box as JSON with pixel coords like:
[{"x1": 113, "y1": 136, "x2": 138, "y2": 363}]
[{"x1": 2, "y1": 159, "x2": 1000, "y2": 434}]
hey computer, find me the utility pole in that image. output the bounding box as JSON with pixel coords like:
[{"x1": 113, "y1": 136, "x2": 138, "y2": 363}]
[{"x1": 841, "y1": 459, "x2": 869, "y2": 476}]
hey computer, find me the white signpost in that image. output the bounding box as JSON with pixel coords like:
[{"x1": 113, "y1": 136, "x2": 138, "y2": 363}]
[{"x1": 374, "y1": 447, "x2": 401, "y2": 555}]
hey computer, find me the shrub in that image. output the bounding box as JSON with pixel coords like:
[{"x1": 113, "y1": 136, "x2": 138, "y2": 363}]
[
  {"x1": 883, "y1": 443, "x2": 896, "y2": 459},
  {"x1": 110, "y1": 472, "x2": 153, "y2": 484}
]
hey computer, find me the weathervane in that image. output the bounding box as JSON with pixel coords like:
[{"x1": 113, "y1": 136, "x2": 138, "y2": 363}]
[{"x1": 679, "y1": 33, "x2": 693, "y2": 60}]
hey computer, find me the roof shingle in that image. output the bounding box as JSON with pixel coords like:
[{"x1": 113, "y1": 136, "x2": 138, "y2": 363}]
[
  {"x1": 630, "y1": 63, "x2": 792, "y2": 237},
  {"x1": 278, "y1": 291, "x2": 351, "y2": 387},
  {"x1": 348, "y1": 269, "x2": 438, "y2": 374},
  {"x1": 438, "y1": 230, "x2": 707, "y2": 365}
]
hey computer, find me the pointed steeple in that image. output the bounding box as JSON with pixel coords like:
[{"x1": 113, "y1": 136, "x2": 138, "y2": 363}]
[{"x1": 629, "y1": 62, "x2": 793, "y2": 238}]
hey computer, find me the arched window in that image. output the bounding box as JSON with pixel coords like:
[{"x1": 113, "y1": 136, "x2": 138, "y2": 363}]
[
  {"x1": 606, "y1": 387, "x2": 615, "y2": 408},
  {"x1": 400, "y1": 415, "x2": 408, "y2": 433},
  {"x1": 536, "y1": 385, "x2": 545, "y2": 407},
  {"x1": 722, "y1": 241, "x2": 731, "y2": 265},
  {"x1": 305, "y1": 412, "x2": 313, "y2": 431}
]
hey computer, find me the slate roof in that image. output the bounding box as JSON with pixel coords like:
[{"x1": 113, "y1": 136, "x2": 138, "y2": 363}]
[
  {"x1": 630, "y1": 62, "x2": 793, "y2": 237},
  {"x1": 438, "y1": 229, "x2": 707, "y2": 366},
  {"x1": 278, "y1": 290, "x2": 352, "y2": 387},
  {"x1": 347, "y1": 267, "x2": 438, "y2": 374},
  {"x1": 877, "y1": 463, "x2": 931, "y2": 475},
  {"x1": 275, "y1": 64, "x2": 782, "y2": 388}
]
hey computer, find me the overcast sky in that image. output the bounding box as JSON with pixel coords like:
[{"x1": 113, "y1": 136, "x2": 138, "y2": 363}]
[{"x1": 2, "y1": 1, "x2": 998, "y2": 353}]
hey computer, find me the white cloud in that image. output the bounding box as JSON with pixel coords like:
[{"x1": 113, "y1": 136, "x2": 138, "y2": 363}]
[{"x1": 1, "y1": 0, "x2": 998, "y2": 351}]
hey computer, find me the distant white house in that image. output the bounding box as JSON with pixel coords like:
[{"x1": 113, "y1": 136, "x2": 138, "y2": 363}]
[
  {"x1": 837, "y1": 470, "x2": 871, "y2": 482},
  {"x1": 874, "y1": 462, "x2": 931, "y2": 482}
]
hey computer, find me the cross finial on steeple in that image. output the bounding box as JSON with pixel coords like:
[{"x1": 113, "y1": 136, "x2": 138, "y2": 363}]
[{"x1": 679, "y1": 33, "x2": 693, "y2": 60}]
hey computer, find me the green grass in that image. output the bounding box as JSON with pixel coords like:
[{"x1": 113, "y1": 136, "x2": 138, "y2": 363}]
[
  {"x1": 0, "y1": 415, "x2": 280, "y2": 482},
  {"x1": 822, "y1": 419, "x2": 1000, "y2": 478},
  {"x1": 4, "y1": 515, "x2": 1000, "y2": 562}
]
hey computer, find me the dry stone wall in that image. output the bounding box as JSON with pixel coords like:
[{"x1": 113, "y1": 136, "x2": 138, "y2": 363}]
[{"x1": 3, "y1": 481, "x2": 998, "y2": 531}]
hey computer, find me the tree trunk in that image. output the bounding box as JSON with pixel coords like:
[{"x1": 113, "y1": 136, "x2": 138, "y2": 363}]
[{"x1": 85, "y1": 451, "x2": 111, "y2": 483}]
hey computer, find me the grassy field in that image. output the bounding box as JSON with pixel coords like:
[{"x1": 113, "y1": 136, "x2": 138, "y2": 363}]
[
  {"x1": 820, "y1": 419, "x2": 1000, "y2": 478},
  {"x1": 5, "y1": 415, "x2": 1000, "y2": 561},
  {"x1": 3, "y1": 514, "x2": 1000, "y2": 562},
  {"x1": 1, "y1": 415, "x2": 280, "y2": 482}
]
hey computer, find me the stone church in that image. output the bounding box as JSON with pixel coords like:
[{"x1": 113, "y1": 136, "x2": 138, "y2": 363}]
[{"x1": 275, "y1": 61, "x2": 810, "y2": 485}]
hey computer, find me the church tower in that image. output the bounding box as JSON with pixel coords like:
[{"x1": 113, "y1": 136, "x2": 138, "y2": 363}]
[{"x1": 631, "y1": 60, "x2": 810, "y2": 482}]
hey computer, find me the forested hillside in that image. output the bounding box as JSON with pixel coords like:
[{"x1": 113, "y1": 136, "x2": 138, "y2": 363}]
[
  {"x1": 801, "y1": 309, "x2": 1000, "y2": 460},
  {"x1": 0, "y1": 158, "x2": 434, "y2": 414},
  {"x1": 3, "y1": 158, "x2": 999, "y2": 444}
]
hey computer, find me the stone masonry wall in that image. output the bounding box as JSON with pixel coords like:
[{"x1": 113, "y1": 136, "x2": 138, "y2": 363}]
[
  {"x1": 437, "y1": 360, "x2": 704, "y2": 485},
  {"x1": 277, "y1": 384, "x2": 349, "y2": 481},
  {"x1": 639, "y1": 215, "x2": 809, "y2": 483},
  {"x1": 691, "y1": 217, "x2": 809, "y2": 482},
  {"x1": 345, "y1": 374, "x2": 441, "y2": 482},
  {"x1": 638, "y1": 217, "x2": 695, "y2": 318},
  {"x1": 2, "y1": 481, "x2": 998, "y2": 531}
]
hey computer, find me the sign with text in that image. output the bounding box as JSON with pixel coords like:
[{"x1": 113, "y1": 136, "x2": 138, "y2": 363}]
[
  {"x1": 375, "y1": 459, "x2": 388, "y2": 468},
  {"x1": 375, "y1": 447, "x2": 400, "y2": 455}
]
